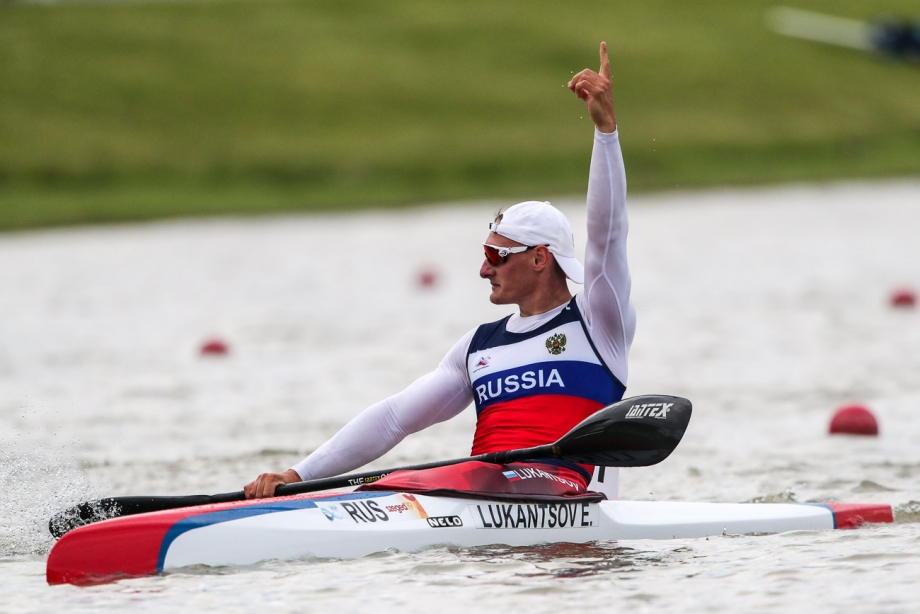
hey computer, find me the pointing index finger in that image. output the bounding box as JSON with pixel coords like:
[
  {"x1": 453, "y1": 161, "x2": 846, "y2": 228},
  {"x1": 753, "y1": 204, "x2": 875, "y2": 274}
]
[{"x1": 599, "y1": 41, "x2": 610, "y2": 78}]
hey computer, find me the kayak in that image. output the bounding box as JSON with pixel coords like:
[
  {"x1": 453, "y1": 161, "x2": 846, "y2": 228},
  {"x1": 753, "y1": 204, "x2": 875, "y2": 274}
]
[{"x1": 46, "y1": 489, "x2": 893, "y2": 586}]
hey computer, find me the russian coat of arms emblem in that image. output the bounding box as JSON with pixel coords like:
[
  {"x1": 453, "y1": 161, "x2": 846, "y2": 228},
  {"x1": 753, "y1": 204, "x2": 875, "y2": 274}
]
[{"x1": 545, "y1": 333, "x2": 566, "y2": 355}]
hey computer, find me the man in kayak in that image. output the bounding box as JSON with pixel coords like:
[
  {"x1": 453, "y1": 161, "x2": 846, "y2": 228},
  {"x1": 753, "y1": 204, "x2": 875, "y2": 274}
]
[{"x1": 245, "y1": 41, "x2": 634, "y2": 500}]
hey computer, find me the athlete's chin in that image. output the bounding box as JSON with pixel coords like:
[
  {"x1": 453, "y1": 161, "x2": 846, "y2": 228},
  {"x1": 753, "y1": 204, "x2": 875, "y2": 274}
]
[{"x1": 488, "y1": 289, "x2": 510, "y2": 305}]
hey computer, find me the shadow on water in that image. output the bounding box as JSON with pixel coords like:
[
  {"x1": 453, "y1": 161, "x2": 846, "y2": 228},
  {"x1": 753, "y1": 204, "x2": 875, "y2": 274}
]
[
  {"x1": 459, "y1": 541, "x2": 682, "y2": 579},
  {"x1": 161, "y1": 541, "x2": 688, "y2": 584}
]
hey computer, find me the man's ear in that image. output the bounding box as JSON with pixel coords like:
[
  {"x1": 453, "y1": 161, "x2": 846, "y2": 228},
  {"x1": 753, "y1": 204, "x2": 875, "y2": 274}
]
[{"x1": 532, "y1": 245, "x2": 553, "y2": 272}]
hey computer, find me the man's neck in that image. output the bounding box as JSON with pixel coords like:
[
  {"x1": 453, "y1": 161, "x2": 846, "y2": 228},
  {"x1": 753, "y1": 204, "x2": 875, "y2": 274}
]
[{"x1": 518, "y1": 288, "x2": 573, "y2": 317}]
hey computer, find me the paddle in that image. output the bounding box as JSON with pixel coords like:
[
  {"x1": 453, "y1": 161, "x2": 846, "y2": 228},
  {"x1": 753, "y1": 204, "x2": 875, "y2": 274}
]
[{"x1": 49, "y1": 394, "x2": 691, "y2": 538}]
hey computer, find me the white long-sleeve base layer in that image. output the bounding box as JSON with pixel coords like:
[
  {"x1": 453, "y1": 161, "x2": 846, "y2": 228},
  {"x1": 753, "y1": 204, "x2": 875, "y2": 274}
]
[{"x1": 292, "y1": 129, "x2": 635, "y2": 481}]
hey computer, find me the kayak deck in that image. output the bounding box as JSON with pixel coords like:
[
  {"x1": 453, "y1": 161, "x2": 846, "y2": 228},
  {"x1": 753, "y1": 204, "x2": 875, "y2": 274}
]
[{"x1": 46, "y1": 490, "x2": 893, "y2": 586}]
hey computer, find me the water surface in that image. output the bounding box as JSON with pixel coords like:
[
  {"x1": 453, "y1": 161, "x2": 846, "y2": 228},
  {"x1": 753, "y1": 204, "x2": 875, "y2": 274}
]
[{"x1": 2, "y1": 181, "x2": 920, "y2": 612}]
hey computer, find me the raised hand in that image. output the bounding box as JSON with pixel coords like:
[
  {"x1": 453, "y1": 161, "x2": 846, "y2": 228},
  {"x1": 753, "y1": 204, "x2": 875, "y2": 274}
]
[{"x1": 567, "y1": 42, "x2": 617, "y2": 133}]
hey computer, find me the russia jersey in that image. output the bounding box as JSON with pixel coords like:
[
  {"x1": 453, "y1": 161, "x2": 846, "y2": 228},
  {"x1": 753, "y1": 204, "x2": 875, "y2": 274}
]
[{"x1": 466, "y1": 298, "x2": 626, "y2": 481}]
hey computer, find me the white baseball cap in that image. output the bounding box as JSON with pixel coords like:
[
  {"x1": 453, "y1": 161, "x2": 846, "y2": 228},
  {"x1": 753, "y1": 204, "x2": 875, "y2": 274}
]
[{"x1": 489, "y1": 200, "x2": 584, "y2": 284}]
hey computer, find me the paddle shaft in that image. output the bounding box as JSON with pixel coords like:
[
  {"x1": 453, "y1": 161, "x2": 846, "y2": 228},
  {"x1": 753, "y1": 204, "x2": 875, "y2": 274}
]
[
  {"x1": 277, "y1": 443, "x2": 557, "y2": 495},
  {"x1": 50, "y1": 443, "x2": 560, "y2": 536}
]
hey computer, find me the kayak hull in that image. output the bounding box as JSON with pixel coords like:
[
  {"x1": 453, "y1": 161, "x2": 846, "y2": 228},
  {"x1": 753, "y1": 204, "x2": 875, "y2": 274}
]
[{"x1": 46, "y1": 490, "x2": 893, "y2": 586}]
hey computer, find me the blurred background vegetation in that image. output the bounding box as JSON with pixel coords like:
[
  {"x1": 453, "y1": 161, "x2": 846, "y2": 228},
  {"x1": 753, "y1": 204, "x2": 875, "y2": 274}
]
[{"x1": 1, "y1": 0, "x2": 918, "y2": 230}]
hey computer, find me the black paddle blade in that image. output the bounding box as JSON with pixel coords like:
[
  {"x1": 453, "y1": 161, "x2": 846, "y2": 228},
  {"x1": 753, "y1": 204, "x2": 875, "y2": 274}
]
[
  {"x1": 48, "y1": 493, "x2": 244, "y2": 539},
  {"x1": 552, "y1": 394, "x2": 692, "y2": 467}
]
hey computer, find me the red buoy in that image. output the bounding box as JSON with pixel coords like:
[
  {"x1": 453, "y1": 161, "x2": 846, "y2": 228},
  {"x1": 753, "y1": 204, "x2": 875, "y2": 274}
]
[
  {"x1": 416, "y1": 267, "x2": 439, "y2": 289},
  {"x1": 200, "y1": 339, "x2": 229, "y2": 356},
  {"x1": 890, "y1": 289, "x2": 916, "y2": 308},
  {"x1": 829, "y1": 404, "x2": 878, "y2": 436}
]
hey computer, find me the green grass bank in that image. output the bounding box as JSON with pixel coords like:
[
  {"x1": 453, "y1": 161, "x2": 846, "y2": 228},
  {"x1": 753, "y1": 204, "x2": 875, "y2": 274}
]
[{"x1": 1, "y1": 0, "x2": 919, "y2": 230}]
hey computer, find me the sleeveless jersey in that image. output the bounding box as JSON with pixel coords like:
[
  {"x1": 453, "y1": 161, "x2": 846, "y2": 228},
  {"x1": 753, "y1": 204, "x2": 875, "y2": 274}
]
[{"x1": 466, "y1": 298, "x2": 626, "y2": 481}]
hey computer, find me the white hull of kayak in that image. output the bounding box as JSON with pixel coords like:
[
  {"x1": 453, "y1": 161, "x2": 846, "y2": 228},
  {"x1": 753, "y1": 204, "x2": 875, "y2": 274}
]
[
  {"x1": 162, "y1": 496, "x2": 860, "y2": 569},
  {"x1": 46, "y1": 490, "x2": 893, "y2": 585}
]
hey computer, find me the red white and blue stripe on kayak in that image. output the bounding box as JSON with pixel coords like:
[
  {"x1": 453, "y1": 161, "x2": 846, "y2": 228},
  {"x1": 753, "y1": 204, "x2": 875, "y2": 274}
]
[
  {"x1": 811, "y1": 502, "x2": 893, "y2": 529},
  {"x1": 156, "y1": 491, "x2": 387, "y2": 571},
  {"x1": 47, "y1": 491, "x2": 394, "y2": 586}
]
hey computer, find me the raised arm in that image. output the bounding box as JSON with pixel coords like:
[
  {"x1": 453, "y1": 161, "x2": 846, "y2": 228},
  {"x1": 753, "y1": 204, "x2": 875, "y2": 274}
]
[{"x1": 569, "y1": 43, "x2": 635, "y2": 385}]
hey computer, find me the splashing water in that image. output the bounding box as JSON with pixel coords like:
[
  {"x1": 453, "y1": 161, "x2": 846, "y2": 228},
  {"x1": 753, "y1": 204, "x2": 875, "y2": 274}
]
[
  {"x1": 894, "y1": 500, "x2": 920, "y2": 524},
  {"x1": 747, "y1": 489, "x2": 798, "y2": 504},
  {"x1": 0, "y1": 448, "x2": 99, "y2": 555}
]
